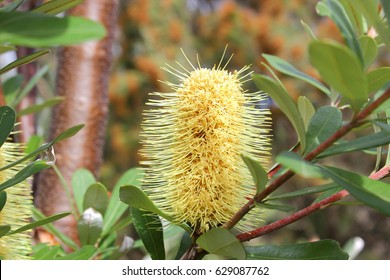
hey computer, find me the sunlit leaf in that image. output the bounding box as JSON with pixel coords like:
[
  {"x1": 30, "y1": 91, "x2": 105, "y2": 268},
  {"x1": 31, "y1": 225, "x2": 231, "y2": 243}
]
[
  {"x1": 246, "y1": 239, "x2": 349, "y2": 260},
  {"x1": 32, "y1": 244, "x2": 62, "y2": 260},
  {"x1": 131, "y1": 208, "x2": 165, "y2": 260},
  {"x1": 309, "y1": 41, "x2": 368, "y2": 111},
  {"x1": 0, "y1": 106, "x2": 15, "y2": 148},
  {"x1": 276, "y1": 151, "x2": 324, "y2": 178},
  {"x1": 119, "y1": 185, "x2": 173, "y2": 222},
  {"x1": 0, "y1": 11, "x2": 106, "y2": 47},
  {"x1": 197, "y1": 228, "x2": 246, "y2": 260}
]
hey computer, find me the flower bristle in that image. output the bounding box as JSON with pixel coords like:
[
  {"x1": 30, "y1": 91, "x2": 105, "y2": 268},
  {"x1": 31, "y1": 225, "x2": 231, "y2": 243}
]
[
  {"x1": 0, "y1": 141, "x2": 32, "y2": 259},
  {"x1": 140, "y1": 51, "x2": 271, "y2": 233}
]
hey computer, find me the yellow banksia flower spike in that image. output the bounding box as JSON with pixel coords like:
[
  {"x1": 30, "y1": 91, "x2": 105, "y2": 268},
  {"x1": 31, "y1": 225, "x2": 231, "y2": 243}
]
[
  {"x1": 141, "y1": 50, "x2": 271, "y2": 233},
  {"x1": 0, "y1": 141, "x2": 32, "y2": 259}
]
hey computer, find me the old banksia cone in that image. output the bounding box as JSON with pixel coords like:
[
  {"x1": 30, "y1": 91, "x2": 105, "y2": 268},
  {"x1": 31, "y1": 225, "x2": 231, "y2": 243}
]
[
  {"x1": 141, "y1": 51, "x2": 271, "y2": 233},
  {"x1": 0, "y1": 141, "x2": 32, "y2": 259}
]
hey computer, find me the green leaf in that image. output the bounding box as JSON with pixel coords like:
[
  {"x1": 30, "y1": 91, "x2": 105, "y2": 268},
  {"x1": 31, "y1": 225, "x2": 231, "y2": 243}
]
[
  {"x1": 321, "y1": 166, "x2": 390, "y2": 216},
  {"x1": 2, "y1": 74, "x2": 23, "y2": 104},
  {"x1": 359, "y1": 35, "x2": 378, "y2": 69},
  {"x1": 241, "y1": 154, "x2": 268, "y2": 194},
  {"x1": 24, "y1": 135, "x2": 43, "y2": 155},
  {"x1": 32, "y1": 244, "x2": 62, "y2": 260},
  {"x1": 10, "y1": 65, "x2": 50, "y2": 108},
  {"x1": 257, "y1": 202, "x2": 295, "y2": 212},
  {"x1": 0, "y1": 191, "x2": 6, "y2": 212},
  {"x1": 276, "y1": 151, "x2": 324, "y2": 179},
  {"x1": 319, "y1": 130, "x2": 390, "y2": 158},
  {"x1": 253, "y1": 74, "x2": 306, "y2": 150},
  {"x1": 0, "y1": 225, "x2": 11, "y2": 237},
  {"x1": 0, "y1": 106, "x2": 15, "y2": 148},
  {"x1": 338, "y1": 0, "x2": 365, "y2": 36},
  {"x1": 0, "y1": 11, "x2": 106, "y2": 47},
  {"x1": 175, "y1": 232, "x2": 192, "y2": 260},
  {"x1": 0, "y1": 160, "x2": 50, "y2": 192},
  {"x1": 304, "y1": 106, "x2": 342, "y2": 154},
  {"x1": 197, "y1": 228, "x2": 246, "y2": 260},
  {"x1": 367, "y1": 67, "x2": 390, "y2": 94},
  {"x1": 263, "y1": 54, "x2": 331, "y2": 96},
  {"x1": 77, "y1": 208, "x2": 103, "y2": 246},
  {"x1": 103, "y1": 167, "x2": 143, "y2": 235},
  {"x1": 354, "y1": 0, "x2": 390, "y2": 50},
  {"x1": 268, "y1": 183, "x2": 338, "y2": 201},
  {"x1": 382, "y1": 0, "x2": 390, "y2": 29},
  {"x1": 131, "y1": 208, "x2": 165, "y2": 260},
  {"x1": 0, "y1": 124, "x2": 84, "y2": 172},
  {"x1": 0, "y1": 50, "x2": 49, "y2": 75},
  {"x1": 83, "y1": 183, "x2": 109, "y2": 215},
  {"x1": 309, "y1": 41, "x2": 368, "y2": 111},
  {"x1": 33, "y1": 0, "x2": 83, "y2": 15},
  {"x1": 325, "y1": 0, "x2": 363, "y2": 63},
  {"x1": 56, "y1": 245, "x2": 97, "y2": 260},
  {"x1": 17, "y1": 97, "x2": 64, "y2": 117},
  {"x1": 119, "y1": 185, "x2": 173, "y2": 222},
  {"x1": 0, "y1": 0, "x2": 24, "y2": 12},
  {"x1": 298, "y1": 96, "x2": 315, "y2": 131},
  {"x1": 300, "y1": 20, "x2": 317, "y2": 40},
  {"x1": 246, "y1": 239, "x2": 349, "y2": 260},
  {"x1": 0, "y1": 45, "x2": 16, "y2": 54},
  {"x1": 72, "y1": 168, "x2": 96, "y2": 214},
  {"x1": 9, "y1": 212, "x2": 71, "y2": 235},
  {"x1": 32, "y1": 208, "x2": 78, "y2": 250},
  {"x1": 313, "y1": 186, "x2": 343, "y2": 203}
]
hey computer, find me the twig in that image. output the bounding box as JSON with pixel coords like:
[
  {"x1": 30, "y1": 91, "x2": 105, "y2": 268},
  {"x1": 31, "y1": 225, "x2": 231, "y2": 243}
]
[
  {"x1": 236, "y1": 161, "x2": 390, "y2": 242},
  {"x1": 224, "y1": 89, "x2": 390, "y2": 229}
]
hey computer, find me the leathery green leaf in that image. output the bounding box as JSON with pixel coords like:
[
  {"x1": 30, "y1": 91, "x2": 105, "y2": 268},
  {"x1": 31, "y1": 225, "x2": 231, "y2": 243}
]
[
  {"x1": 246, "y1": 239, "x2": 349, "y2": 260},
  {"x1": 309, "y1": 41, "x2": 368, "y2": 111},
  {"x1": 83, "y1": 183, "x2": 109, "y2": 215},
  {"x1": 241, "y1": 154, "x2": 268, "y2": 194},
  {"x1": 298, "y1": 97, "x2": 315, "y2": 131},
  {"x1": 131, "y1": 208, "x2": 165, "y2": 260},
  {"x1": 321, "y1": 166, "x2": 390, "y2": 216},
  {"x1": 304, "y1": 106, "x2": 342, "y2": 154},
  {"x1": 0, "y1": 106, "x2": 16, "y2": 148},
  {"x1": 197, "y1": 228, "x2": 246, "y2": 260}
]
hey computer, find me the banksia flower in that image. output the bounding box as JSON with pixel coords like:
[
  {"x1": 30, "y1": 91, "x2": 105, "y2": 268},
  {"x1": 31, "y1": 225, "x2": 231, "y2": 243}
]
[
  {"x1": 0, "y1": 141, "x2": 32, "y2": 259},
  {"x1": 141, "y1": 51, "x2": 271, "y2": 233}
]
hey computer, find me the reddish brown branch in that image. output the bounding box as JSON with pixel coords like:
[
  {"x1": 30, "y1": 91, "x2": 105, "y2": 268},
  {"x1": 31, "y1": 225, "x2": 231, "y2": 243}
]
[
  {"x1": 236, "y1": 190, "x2": 349, "y2": 242},
  {"x1": 236, "y1": 163, "x2": 390, "y2": 242},
  {"x1": 224, "y1": 89, "x2": 390, "y2": 229}
]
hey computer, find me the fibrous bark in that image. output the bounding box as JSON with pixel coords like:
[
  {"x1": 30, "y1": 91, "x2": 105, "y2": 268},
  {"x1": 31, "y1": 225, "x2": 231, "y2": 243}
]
[{"x1": 34, "y1": 0, "x2": 119, "y2": 246}]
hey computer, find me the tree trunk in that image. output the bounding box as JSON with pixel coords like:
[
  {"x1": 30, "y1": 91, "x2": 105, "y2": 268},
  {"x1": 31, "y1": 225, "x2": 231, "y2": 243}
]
[{"x1": 34, "y1": 0, "x2": 119, "y2": 247}]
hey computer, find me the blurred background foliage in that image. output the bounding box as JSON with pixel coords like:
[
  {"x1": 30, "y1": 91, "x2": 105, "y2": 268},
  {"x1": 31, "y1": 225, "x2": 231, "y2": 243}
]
[{"x1": 102, "y1": 0, "x2": 389, "y2": 259}]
